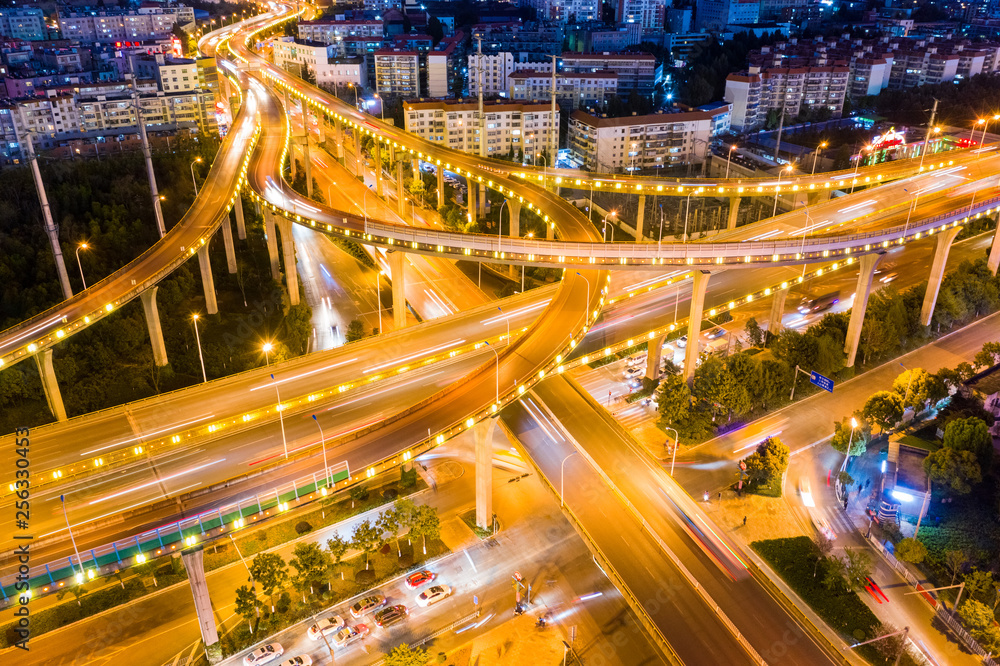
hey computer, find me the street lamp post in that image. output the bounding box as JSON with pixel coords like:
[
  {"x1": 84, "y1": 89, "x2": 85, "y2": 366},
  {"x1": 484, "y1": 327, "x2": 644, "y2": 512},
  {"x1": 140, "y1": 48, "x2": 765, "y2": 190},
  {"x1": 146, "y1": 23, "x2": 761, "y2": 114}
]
[
  {"x1": 575, "y1": 271, "x2": 591, "y2": 326},
  {"x1": 60, "y1": 494, "x2": 85, "y2": 583},
  {"x1": 902, "y1": 188, "x2": 918, "y2": 237},
  {"x1": 484, "y1": 341, "x2": 499, "y2": 406},
  {"x1": 312, "y1": 415, "x2": 330, "y2": 490},
  {"x1": 497, "y1": 199, "x2": 508, "y2": 251},
  {"x1": 840, "y1": 417, "x2": 858, "y2": 475},
  {"x1": 190, "y1": 157, "x2": 203, "y2": 195},
  {"x1": 497, "y1": 305, "x2": 510, "y2": 343},
  {"x1": 602, "y1": 210, "x2": 617, "y2": 242},
  {"x1": 773, "y1": 165, "x2": 793, "y2": 217},
  {"x1": 665, "y1": 427, "x2": 679, "y2": 476},
  {"x1": 262, "y1": 341, "x2": 273, "y2": 368},
  {"x1": 560, "y1": 451, "x2": 578, "y2": 508},
  {"x1": 75, "y1": 243, "x2": 89, "y2": 289},
  {"x1": 683, "y1": 193, "x2": 692, "y2": 241},
  {"x1": 811, "y1": 141, "x2": 827, "y2": 175},
  {"x1": 271, "y1": 373, "x2": 289, "y2": 459},
  {"x1": 192, "y1": 314, "x2": 207, "y2": 383},
  {"x1": 375, "y1": 269, "x2": 383, "y2": 334},
  {"x1": 725, "y1": 144, "x2": 736, "y2": 178}
]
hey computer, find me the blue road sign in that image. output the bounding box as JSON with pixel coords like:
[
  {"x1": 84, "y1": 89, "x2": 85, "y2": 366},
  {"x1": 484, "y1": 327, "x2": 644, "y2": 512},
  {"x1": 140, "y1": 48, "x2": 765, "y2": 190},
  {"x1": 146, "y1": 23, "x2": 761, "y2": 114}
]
[{"x1": 810, "y1": 371, "x2": 835, "y2": 393}]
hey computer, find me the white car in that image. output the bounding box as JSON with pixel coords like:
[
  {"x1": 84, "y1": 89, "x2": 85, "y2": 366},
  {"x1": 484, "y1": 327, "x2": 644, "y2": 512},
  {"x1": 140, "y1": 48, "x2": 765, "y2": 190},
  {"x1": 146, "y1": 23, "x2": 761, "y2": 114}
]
[
  {"x1": 333, "y1": 623, "x2": 370, "y2": 648},
  {"x1": 277, "y1": 657, "x2": 312, "y2": 666},
  {"x1": 307, "y1": 616, "x2": 345, "y2": 640},
  {"x1": 416, "y1": 584, "x2": 452, "y2": 607},
  {"x1": 624, "y1": 366, "x2": 643, "y2": 378},
  {"x1": 798, "y1": 478, "x2": 815, "y2": 507},
  {"x1": 812, "y1": 513, "x2": 837, "y2": 541},
  {"x1": 243, "y1": 643, "x2": 284, "y2": 666}
]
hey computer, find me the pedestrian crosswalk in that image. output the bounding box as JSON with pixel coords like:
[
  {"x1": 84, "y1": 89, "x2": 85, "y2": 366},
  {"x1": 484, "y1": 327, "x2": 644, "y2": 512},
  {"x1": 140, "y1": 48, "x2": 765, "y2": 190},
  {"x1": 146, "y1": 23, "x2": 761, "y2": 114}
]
[{"x1": 809, "y1": 504, "x2": 858, "y2": 541}]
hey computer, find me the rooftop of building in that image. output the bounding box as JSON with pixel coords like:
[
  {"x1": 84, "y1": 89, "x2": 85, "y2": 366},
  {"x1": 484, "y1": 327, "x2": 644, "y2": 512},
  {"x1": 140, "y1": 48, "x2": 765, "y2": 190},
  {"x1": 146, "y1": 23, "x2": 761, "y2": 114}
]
[
  {"x1": 405, "y1": 98, "x2": 554, "y2": 113},
  {"x1": 570, "y1": 108, "x2": 716, "y2": 128},
  {"x1": 511, "y1": 69, "x2": 617, "y2": 79},
  {"x1": 560, "y1": 51, "x2": 655, "y2": 62}
]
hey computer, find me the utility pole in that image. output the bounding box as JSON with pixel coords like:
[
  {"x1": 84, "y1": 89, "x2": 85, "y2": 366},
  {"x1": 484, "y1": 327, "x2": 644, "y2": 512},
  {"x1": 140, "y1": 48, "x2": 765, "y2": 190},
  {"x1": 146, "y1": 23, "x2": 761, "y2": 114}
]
[
  {"x1": 919, "y1": 98, "x2": 938, "y2": 170},
  {"x1": 20, "y1": 126, "x2": 72, "y2": 299},
  {"x1": 132, "y1": 75, "x2": 165, "y2": 237},
  {"x1": 550, "y1": 54, "x2": 558, "y2": 169},
  {"x1": 773, "y1": 107, "x2": 785, "y2": 164},
  {"x1": 476, "y1": 37, "x2": 485, "y2": 160}
]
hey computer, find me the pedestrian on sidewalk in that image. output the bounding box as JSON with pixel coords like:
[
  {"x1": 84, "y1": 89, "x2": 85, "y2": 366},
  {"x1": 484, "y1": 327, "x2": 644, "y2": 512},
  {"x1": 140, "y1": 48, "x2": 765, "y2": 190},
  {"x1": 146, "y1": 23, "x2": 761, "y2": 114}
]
[
  {"x1": 743, "y1": 516, "x2": 747, "y2": 526},
  {"x1": 718, "y1": 492, "x2": 722, "y2": 501}
]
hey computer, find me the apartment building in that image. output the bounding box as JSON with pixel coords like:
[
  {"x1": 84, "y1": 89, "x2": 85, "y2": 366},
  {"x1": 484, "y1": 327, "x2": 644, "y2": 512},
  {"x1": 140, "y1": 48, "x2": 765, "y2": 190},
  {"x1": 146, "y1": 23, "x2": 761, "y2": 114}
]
[
  {"x1": 0, "y1": 7, "x2": 47, "y2": 41},
  {"x1": 297, "y1": 19, "x2": 383, "y2": 43},
  {"x1": 468, "y1": 52, "x2": 515, "y2": 96},
  {"x1": 560, "y1": 52, "x2": 660, "y2": 93},
  {"x1": 427, "y1": 34, "x2": 461, "y2": 98},
  {"x1": 272, "y1": 37, "x2": 329, "y2": 74},
  {"x1": 317, "y1": 57, "x2": 367, "y2": 89},
  {"x1": 696, "y1": 0, "x2": 760, "y2": 30},
  {"x1": 568, "y1": 108, "x2": 719, "y2": 171},
  {"x1": 615, "y1": 0, "x2": 669, "y2": 29},
  {"x1": 374, "y1": 49, "x2": 420, "y2": 97},
  {"x1": 471, "y1": 21, "x2": 564, "y2": 55},
  {"x1": 132, "y1": 54, "x2": 199, "y2": 92},
  {"x1": 518, "y1": 0, "x2": 600, "y2": 24},
  {"x1": 887, "y1": 50, "x2": 960, "y2": 88},
  {"x1": 509, "y1": 70, "x2": 616, "y2": 110},
  {"x1": 724, "y1": 66, "x2": 848, "y2": 131},
  {"x1": 58, "y1": 5, "x2": 195, "y2": 43},
  {"x1": 404, "y1": 99, "x2": 558, "y2": 158}
]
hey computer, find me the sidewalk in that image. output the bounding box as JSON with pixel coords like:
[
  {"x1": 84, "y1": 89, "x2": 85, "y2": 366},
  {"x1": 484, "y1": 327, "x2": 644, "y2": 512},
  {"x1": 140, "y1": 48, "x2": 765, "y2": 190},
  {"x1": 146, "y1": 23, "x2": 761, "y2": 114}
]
[{"x1": 439, "y1": 613, "x2": 567, "y2": 665}]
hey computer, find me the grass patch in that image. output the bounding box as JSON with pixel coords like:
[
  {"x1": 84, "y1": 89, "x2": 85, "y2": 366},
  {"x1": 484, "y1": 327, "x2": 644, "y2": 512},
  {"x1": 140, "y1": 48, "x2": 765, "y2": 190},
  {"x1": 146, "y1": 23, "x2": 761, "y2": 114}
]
[
  {"x1": 897, "y1": 434, "x2": 938, "y2": 452},
  {"x1": 740, "y1": 479, "x2": 783, "y2": 498},
  {"x1": 460, "y1": 509, "x2": 494, "y2": 540},
  {"x1": 752, "y1": 537, "x2": 918, "y2": 666}
]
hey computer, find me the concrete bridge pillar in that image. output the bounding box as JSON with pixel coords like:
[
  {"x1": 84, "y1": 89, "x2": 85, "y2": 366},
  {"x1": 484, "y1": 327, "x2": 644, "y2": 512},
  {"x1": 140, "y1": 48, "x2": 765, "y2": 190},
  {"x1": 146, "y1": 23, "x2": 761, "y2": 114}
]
[
  {"x1": 197, "y1": 245, "x2": 218, "y2": 315},
  {"x1": 474, "y1": 417, "x2": 497, "y2": 530},
  {"x1": 413, "y1": 158, "x2": 421, "y2": 182},
  {"x1": 353, "y1": 128, "x2": 362, "y2": 177},
  {"x1": 508, "y1": 199, "x2": 521, "y2": 238},
  {"x1": 140, "y1": 286, "x2": 169, "y2": 367},
  {"x1": 388, "y1": 250, "x2": 407, "y2": 329},
  {"x1": 467, "y1": 177, "x2": 478, "y2": 223},
  {"x1": 547, "y1": 222, "x2": 555, "y2": 240},
  {"x1": 845, "y1": 252, "x2": 884, "y2": 367},
  {"x1": 645, "y1": 332, "x2": 667, "y2": 381},
  {"x1": 263, "y1": 209, "x2": 281, "y2": 281},
  {"x1": 333, "y1": 118, "x2": 344, "y2": 161},
  {"x1": 920, "y1": 227, "x2": 963, "y2": 326},
  {"x1": 479, "y1": 182, "x2": 487, "y2": 217},
  {"x1": 683, "y1": 271, "x2": 711, "y2": 385},
  {"x1": 727, "y1": 196, "x2": 742, "y2": 230},
  {"x1": 436, "y1": 164, "x2": 444, "y2": 207},
  {"x1": 221, "y1": 215, "x2": 237, "y2": 274},
  {"x1": 36, "y1": 349, "x2": 66, "y2": 422},
  {"x1": 276, "y1": 216, "x2": 300, "y2": 307},
  {"x1": 396, "y1": 159, "x2": 406, "y2": 217},
  {"x1": 316, "y1": 114, "x2": 326, "y2": 145},
  {"x1": 636, "y1": 194, "x2": 646, "y2": 238},
  {"x1": 990, "y1": 220, "x2": 1000, "y2": 275},
  {"x1": 807, "y1": 190, "x2": 832, "y2": 206},
  {"x1": 769, "y1": 287, "x2": 788, "y2": 336},
  {"x1": 233, "y1": 197, "x2": 246, "y2": 240},
  {"x1": 374, "y1": 139, "x2": 383, "y2": 197}
]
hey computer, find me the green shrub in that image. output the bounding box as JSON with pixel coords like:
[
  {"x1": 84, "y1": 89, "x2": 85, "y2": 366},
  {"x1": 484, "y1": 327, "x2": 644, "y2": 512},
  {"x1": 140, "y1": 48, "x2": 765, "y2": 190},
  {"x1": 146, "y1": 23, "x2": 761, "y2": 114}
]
[
  {"x1": 355, "y1": 569, "x2": 376, "y2": 586},
  {"x1": 294, "y1": 521, "x2": 312, "y2": 535}
]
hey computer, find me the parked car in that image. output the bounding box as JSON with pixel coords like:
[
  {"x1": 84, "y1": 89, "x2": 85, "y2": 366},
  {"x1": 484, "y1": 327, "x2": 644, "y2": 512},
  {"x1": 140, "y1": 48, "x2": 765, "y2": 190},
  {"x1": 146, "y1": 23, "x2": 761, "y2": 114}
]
[
  {"x1": 351, "y1": 594, "x2": 386, "y2": 618},
  {"x1": 333, "y1": 624, "x2": 370, "y2": 648},
  {"x1": 416, "y1": 585, "x2": 452, "y2": 607},
  {"x1": 405, "y1": 570, "x2": 436, "y2": 589},
  {"x1": 243, "y1": 643, "x2": 283, "y2": 666},
  {"x1": 277, "y1": 657, "x2": 312, "y2": 666},
  {"x1": 374, "y1": 604, "x2": 409, "y2": 628},
  {"x1": 307, "y1": 616, "x2": 345, "y2": 640},
  {"x1": 676, "y1": 336, "x2": 687, "y2": 348}
]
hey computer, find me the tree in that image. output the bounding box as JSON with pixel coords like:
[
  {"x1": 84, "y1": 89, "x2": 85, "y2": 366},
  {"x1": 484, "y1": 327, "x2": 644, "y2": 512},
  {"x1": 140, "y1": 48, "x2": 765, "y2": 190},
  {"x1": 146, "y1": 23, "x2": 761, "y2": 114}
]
[
  {"x1": 822, "y1": 555, "x2": 847, "y2": 591},
  {"x1": 249, "y1": 552, "x2": 288, "y2": 609},
  {"x1": 346, "y1": 319, "x2": 365, "y2": 342},
  {"x1": 377, "y1": 507, "x2": 403, "y2": 556},
  {"x1": 326, "y1": 532, "x2": 349, "y2": 576},
  {"x1": 741, "y1": 437, "x2": 790, "y2": 486},
  {"x1": 892, "y1": 368, "x2": 947, "y2": 410},
  {"x1": 234, "y1": 584, "x2": 260, "y2": 626},
  {"x1": 895, "y1": 538, "x2": 927, "y2": 564},
  {"x1": 862, "y1": 391, "x2": 904, "y2": 433},
  {"x1": 656, "y1": 373, "x2": 691, "y2": 426},
  {"x1": 410, "y1": 504, "x2": 441, "y2": 554},
  {"x1": 814, "y1": 535, "x2": 834, "y2": 577},
  {"x1": 351, "y1": 519, "x2": 382, "y2": 569},
  {"x1": 872, "y1": 622, "x2": 907, "y2": 663},
  {"x1": 830, "y1": 416, "x2": 869, "y2": 458},
  {"x1": 945, "y1": 549, "x2": 969, "y2": 585},
  {"x1": 925, "y1": 448, "x2": 981, "y2": 495},
  {"x1": 289, "y1": 541, "x2": 332, "y2": 596},
  {"x1": 745, "y1": 317, "x2": 765, "y2": 347},
  {"x1": 384, "y1": 643, "x2": 429, "y2": 666},
  {"x1": 843, "y1": 547, "x2": 873, "y2": 591},
  {"x1": 754, "y1": 359, "x2": 791, "y2": 410},
  {"x1": 958, "y1": 599, "x2": 1000, "y2": 654},
  {"x1": 943, "y1": 417, "x2": 993, "y2": 471},
  {"x1": 964, "y1": 569, "x2": 996, "y2": 604}
]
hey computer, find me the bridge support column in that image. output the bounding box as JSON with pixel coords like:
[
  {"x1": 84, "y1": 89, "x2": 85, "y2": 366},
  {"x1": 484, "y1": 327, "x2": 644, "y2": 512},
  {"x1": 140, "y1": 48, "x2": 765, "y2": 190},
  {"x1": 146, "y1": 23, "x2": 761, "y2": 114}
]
[
  {"x1": 396, "y1": 159, "x2": 406, "y2": 217},
  {"x1": 683, "y1": 271, "x2": 711, "y2": 385},
  {"x1": 374, "y1": 140, "x2": 383, "y2": 197},
  {"x1": 467, "y1": 177, "x2": 478, "y2": 223},
  {"x1": 727, "y1": 196, "x2": 742, "y2": 230},
  {"x1": 197, "y1": 245, "x2": 218, "y2": 315},
  {"x1": 36, "y1": 349, "x2": 66, "y2": 422},
  {"x1": 479, "y1": 183, "x2": 487, "y2": 216},
  {"x1": 920, "y1": 227, "x2": 962, "y2": 326},
  {"x1": 990, "y1": 221, "x2": 1000, "y2": 275},
  {"x1": 233, "y1": 197, "x2": 246, "y2": 240},
  {"x1": 388, "y1": 250, "x2": 406, "y2": 329},
  {"x1": 508, "y1": 199, "x2": 521, "y2": 238},
  {"x1": 263, "y1": 210, "x2": 281, "y2": 280},
  {"x1": 301, "y1": 133, "x2": 312, "y2": 198},
  {"x1": 436, "y1": 164, "x2": 444, "y2": 207},
  {"x1": 140, "y1": 286, "x2": 169, "y2": 367},
  {"x1": 547, "y1": 222, "x2": 555, "y2": 240},
  {"x1": 474, "y1": 417, "x2": 497, "y2": 530},
  {"x1": 807, "y1": 190, "x2": 832, "y2": 206},
  {"x1": 845, "y1": 252, "x2": 884, "y2": 367},
  {"x1": 645, "y1": 332, "x2": 666, "y2": 381},
  {"x1": 353, "y1": 128, "x2": 362, "y2": 177},
  {"x1": 221, "y1": 214, "x2": 237, "y2": 274},
  {"x1": 769, "y1": 287, "x2": 788, "y2": 336},
  {"x1": 636, "y1": 194, "x2": 646, "y2": 238},
  {"x1": 316, "y1": 114, "x2": 326, "y2": 145},
  {"x1": 413, "y1": 158, "x2": 421, "y2": 182},
  {"x1": 333, "y1": 118, "x2": 344, "y2": 162},
  {"x1": 276, "y1": 216, "x2": 300, "y2": 307}
]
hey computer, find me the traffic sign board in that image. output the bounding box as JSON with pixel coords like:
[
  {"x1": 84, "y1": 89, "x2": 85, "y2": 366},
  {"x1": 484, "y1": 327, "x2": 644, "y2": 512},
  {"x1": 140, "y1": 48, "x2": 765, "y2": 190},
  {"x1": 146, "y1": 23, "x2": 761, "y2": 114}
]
[{"x1": 809, "y1": 371, "x2": 835, "y2": 393}]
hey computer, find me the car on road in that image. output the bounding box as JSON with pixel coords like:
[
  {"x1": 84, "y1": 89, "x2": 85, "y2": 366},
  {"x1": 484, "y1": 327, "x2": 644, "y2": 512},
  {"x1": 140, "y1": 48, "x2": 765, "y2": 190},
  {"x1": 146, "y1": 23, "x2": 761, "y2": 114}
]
[
  {"x1": 333, "y1": 624, "x2": 370, "y2": 648},
  {"x1": 705, "y1": 326, "x2": 727, "y2": 340},
  {"x1": 625, "y1": 353, "x2": 647, "y2": 367},
  {"x1": 277, "y1": 657, "x2": 312, "y2": 666},
  {"x1": 307, "y1": 616, "x2": 345, "y2": 640},
  {"x1": 416, "y1": 585, "x2": 452, "y2": 607},
  {"x1": 879, "y1": 272, "x2": 898, "y2": 284},
  {"x1": 243, "y1": 643, "x2": 283, "y2": 666},
  {"x1": 624, "y1": 366, "x2": 642, "y2": 378},
  {"x1": 798, "y1": 291, "x2": 840, "y2": 314},
  {"x1": 676, "y1": 336, "x2": 687, "y2": 348},
  {"x1": 798, "y1": 478, "x2": 815, "y2": 507},
  {"x1": 405, "y1": 570, "x2": 436, "y2": 589},
  {"x1": 351, "y1": 594, "x2": 386, "y2": 618},
  {"x1": 812, "y1": 513, "x2": 837, "y2": 541},
  {"x1": 374, "y1": 604, "x2": 409, "y2": 628}
]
